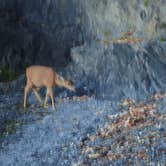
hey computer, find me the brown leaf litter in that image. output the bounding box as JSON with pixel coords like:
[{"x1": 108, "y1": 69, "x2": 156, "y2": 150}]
[{"x1": 79, "y1": 92, "x2": 166, "y2": 164}]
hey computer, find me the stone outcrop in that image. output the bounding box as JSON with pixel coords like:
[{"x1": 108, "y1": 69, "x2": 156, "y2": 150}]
[
  {"x1": 0, "y1": 0, "x2": 166, "y2": 100},
  {"x1": 67, "y1": 41, "x2": 166, "y2": 100},
  {"x1": 0, "y1": 0, "x2": 83, "y2": 73},
  {"x1": 81, "y1": 0, "x2": 166, "y2": 41}
]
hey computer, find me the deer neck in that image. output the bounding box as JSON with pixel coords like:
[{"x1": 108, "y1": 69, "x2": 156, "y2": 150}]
[{"x1": 55, "y1": 74, "x2": 65, "y2": 87}]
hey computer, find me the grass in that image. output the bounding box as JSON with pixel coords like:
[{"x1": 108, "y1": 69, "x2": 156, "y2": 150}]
[
  {"x1": 160, "y1": 37, "x2": 166, "y2": 42},
  {"x1": 144, "y1": 0, "x2": 149, "y2": 7},
  {"x1": 0, "y1": 120, "x2": 21, "y2": 138},
  {"x1": 0, "y1": 66, "x2": 18, "y2": 82}
]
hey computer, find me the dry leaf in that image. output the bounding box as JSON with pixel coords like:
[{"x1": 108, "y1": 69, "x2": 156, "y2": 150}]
[
  {"x1": 137, "y1": 151, "x2": 149, "y2": 160},
  {"x1": 82, "y1": 146, "x2": 94, "y2": 154},
  {"x1": 89, "y1": 153, "x2": 101, "y2": 159},
  {"x1": 107, "y1": 152, "x2": 121, "y2": 160}
]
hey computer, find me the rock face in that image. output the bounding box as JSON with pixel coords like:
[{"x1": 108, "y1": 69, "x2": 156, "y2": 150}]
[
  {"x1": 63, "y1": 0, "x2": 166, "y2": 100},
  {"x1": 0, "y1": 0, "x2": 166, "y2": 100},
  {"x1": 67, "y1": 41, "x2": 166, "y2": 100},
  {"x1": 0, "y1": 0, "x2": 83, "y2": 73},
  {"x1": 0, "y1": 0, "x2": 165, "y2": 73},
  {"x1": 81, "y1": 0, "x2": 166, "y2": 41}
]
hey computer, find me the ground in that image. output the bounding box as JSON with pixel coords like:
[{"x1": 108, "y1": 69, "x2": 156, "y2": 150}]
[{"x1": 0, "y1": 92, "x2": 165, "y2": 166}]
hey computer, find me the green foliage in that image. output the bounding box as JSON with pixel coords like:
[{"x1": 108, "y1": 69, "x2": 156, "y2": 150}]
[
  {"x1": 0, "y1": 66, "x2": 18, "y2": 82},
  {"x1": 144, "y1": 0, "x2": 149, "y2": 7},
  {"x1": 160, "y1": 37, "x2": 166, "y2": 42},
  {"x1": 0, "y1": 120, "x2": 20, "y2": 138},
  {"x1": 103, "y1": 30, "x2": 112, "y2": 38}
]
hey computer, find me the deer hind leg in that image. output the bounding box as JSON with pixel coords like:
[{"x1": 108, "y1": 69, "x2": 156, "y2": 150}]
[
  {"x1": 44, "y1": 88, "x2": 49, "y2": 108},
  {"x1": 32, "y1": 88, "x2": 43, "y2": 106},
  {"x1": 24, "y1": 84, "x2": 31, "y2": 109},
  {"x1": 47, "y1": 87, "x2": 56, "y2": 110}
]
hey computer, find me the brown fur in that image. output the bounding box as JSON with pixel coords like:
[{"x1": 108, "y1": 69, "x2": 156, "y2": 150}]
[{"x1": 24, "y1": 65, "x2": 75, "y2": 110}]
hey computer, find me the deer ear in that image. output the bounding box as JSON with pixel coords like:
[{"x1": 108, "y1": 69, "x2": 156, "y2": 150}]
[{"x1": 57, "y1": 75, "x2": 64, "y2": 82}]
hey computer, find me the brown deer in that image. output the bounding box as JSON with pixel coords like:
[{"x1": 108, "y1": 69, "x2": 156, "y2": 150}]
[{"x1": 24, "y1": 65, "x2": 75, "y2": 110}]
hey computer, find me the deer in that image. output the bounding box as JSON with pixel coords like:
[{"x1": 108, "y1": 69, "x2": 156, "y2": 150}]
[{"x1": 23, "y1": 65, "x2": 75, "y2": 110}]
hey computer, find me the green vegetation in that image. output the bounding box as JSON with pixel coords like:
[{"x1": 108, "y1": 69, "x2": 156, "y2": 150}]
[
  {"x1": 144, "y1": 0, "x2": 149, "y2": 7},
  {"x1": 0, "y1": 66, "x2": 18, "y2": 82},
  {"x1": 103, "y1": 30, "x2": 112, "y2": 38},
  {"x1": 0, "y1": 120, "x2": 21, "y2": 138},
  {"x1": 160, "y1": 37, "x2": 166, "y2": 42}
]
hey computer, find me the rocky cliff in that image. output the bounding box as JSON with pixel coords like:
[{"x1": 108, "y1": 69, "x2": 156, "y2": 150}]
[
  {"x1": 0, "y1": 0, "x2": 166, "y2": 100},
  {"x1": 67, "y1": 0, "x2": 166, "y2": 100},
  {"x1": 68, "y1": 41, "x2": 166, "y2": 100},
  {"x1": 81, "y1": 0, "x2": 166, "y2": 41},
  {"x1": 0, "y1": 0, "x2": 83, "y2": 74}
]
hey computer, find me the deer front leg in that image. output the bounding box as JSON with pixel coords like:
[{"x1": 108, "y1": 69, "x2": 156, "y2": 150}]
[{"x1": 24, "y1": 85, "x2": 31, "y2": 110}]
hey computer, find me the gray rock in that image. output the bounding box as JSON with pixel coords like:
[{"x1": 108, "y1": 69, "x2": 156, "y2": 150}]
[
  {"x1": 0, "y1": 0, "x2": 83, "y2": 73},
  {"x1": 80, "y1": 0, "x2": 166, "y2": 42},
  {"x1": 66, "y1": 41, "x2": 166, "y2": 100},
  {"x1": 0, "y1": 0, "x2": 166, "y2": 74}
]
